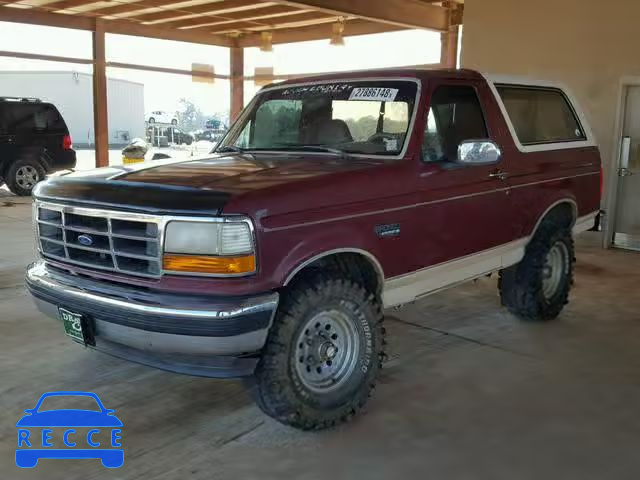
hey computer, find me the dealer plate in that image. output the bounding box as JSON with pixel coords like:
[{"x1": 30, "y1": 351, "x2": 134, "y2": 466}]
[{"x1": 59, "y1": 308, "x2": 85, "y2": 342}]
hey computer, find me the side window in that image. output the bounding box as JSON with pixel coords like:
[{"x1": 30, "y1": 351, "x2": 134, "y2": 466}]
[
  {"x1": 7, "y1": 104, "x2": 65, "y2": 134},
  {"x1": 496, "y1": 86, "x2": 585, "y2": 145},
  {"x1": 422, "y1": 85, "x2": 488, "y2": 162}
]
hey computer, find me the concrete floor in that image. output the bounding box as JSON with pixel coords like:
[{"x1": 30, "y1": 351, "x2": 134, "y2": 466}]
[{"x1": 2, "y1": 191, "x2": 640, "y2": 479}]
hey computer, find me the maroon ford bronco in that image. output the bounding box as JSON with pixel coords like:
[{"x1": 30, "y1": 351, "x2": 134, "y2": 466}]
[{"x1": 27, "y1": 69, "x2": 601, "y2": 429}]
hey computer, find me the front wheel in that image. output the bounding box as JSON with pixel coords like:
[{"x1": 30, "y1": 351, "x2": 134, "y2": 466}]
[
  {"x1": 5, "y1": 158, "x2": 45, "y2": 196},
  {"x1": 499, "y1": 218, "x2": 575, "y2": 321},
  {"x1": 249, "y1": 273, "x2": 385, "y2": 430}
]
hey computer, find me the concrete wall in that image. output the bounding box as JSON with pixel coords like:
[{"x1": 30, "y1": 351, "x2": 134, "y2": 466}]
[
  {"x1": 461, "y1": 0, "x2": 639, "y2": 212},
  {"x1": 0, "y1": 71, "x2": 144, "y2": 146}
]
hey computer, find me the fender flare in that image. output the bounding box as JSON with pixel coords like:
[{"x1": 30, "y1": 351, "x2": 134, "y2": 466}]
[
  {"x1": 283, "y1": 247, "x2": 385, "y2": 289},
  {"x1": 527, "y1": 198, "x2": 577, "y2": 242}
]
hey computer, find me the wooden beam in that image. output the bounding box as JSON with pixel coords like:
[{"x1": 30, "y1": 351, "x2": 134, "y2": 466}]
[
  {"x1": 450, "y1": 2, "x2": 464, "y2": 26},
  {"x1": 440, "y1": 1, "x2": 463, "y2": 68},
  {"x1": 209, "y1": 12, "x2": 335, "y2": 34},
  {"x1": 0, "y1": 50, "x2": 93, "y2": 65},
  {"x1": 0, "y1": 5, "x2": 94, "y2": 30},
  {"x1": 92, "y1": 20, "x2": 109, "y2": 169},
  {"x1": 104, "y1": 17, "x2": 234, "y2": 46},
  {"x1": 81, "y1": 0, "x2": 185, "y2": 17},
  {"x1": 238, "y1": 18, "x2": 403, "y2": 47},
  {"x1": 106, "y1": 61, "x2": 230, "y2": 79},
  {"x1": 440, "y1": 24, "x2": 459, "y2": 69},
  {"x1": 230, "y1": 46, "x2": 244, "y2": 122},
  {"x1": 270, "y1": 0, "x2": 448, "y2": 31},
  {"x1": 128, "y1": 0, "x2": 272, "y2": 23},
  {"x1": 0, "y1": 6, "x2": 234, "y2": 47},
  {"x1": 36, "y1": 0, "x2": 106, "y2": 12},
  {"x1": 150, "y1": 5, "x2": 305, "y2": 29}
]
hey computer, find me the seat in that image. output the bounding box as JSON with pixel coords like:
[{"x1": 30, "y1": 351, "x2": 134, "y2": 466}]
[{"x1": 305, "y1": 119, "x2": 353, "y2": 145}]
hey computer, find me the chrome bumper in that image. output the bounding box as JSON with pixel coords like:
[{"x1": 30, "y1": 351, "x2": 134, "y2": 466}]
[{"x1": 26, "y1": 261, "x2": 278, "y2": 377}]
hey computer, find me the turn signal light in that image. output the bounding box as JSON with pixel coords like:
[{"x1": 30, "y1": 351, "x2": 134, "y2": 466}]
[
  {"x1": 63, "y1": 134, "x2": 73, "y2": 150},
  {"x1": 163, "y1": 254, "x2": 256, "y2": 275}
]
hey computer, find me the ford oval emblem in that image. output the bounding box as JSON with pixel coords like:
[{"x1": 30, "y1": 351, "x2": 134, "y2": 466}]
[{"x1": 77, "y1": 234, "x2": 94, "y2": 247}]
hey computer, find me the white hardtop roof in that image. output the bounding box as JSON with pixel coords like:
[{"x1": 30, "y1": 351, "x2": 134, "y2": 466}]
[{"x1": 480, "y1": 73, "x2": 597, "y2": 153}]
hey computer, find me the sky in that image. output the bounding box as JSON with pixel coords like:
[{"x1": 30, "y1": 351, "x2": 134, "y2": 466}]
[{"x1": 0, "y1": 21, "x2": 442, "y2": 118}]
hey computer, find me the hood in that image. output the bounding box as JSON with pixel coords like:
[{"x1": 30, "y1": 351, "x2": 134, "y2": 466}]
[{"x1": 34, "y1": 153, "x2": 380, "y2": 215}]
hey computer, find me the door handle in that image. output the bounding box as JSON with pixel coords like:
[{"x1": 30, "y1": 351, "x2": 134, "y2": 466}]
[
  {"x1": 489, "y1": 170, "x2": 509, "y2": 180},
  {"x1": 619, "y1": 167, "x2": 634, "y2": 177}
]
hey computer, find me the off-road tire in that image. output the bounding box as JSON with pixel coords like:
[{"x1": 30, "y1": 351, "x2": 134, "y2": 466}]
[
  {"x1": 249, "y1": 272, "x2": 385, "y2": 430},
  {"x1": 499, "y1": 216, "x2": 575, "y2": 321},
  {"x1": 5, "y1": 158, "x2": 46, "y2": 196}
]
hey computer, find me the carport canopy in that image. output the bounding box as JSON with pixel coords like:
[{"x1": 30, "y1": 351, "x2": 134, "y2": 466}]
[{"x1": 0, "y1": 0, "x2": 464, "y2": 167}]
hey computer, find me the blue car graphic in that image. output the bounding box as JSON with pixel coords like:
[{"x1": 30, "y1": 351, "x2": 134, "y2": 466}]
[{"x1": 16, "y1": 391, "x2": 123, "y2": 468}]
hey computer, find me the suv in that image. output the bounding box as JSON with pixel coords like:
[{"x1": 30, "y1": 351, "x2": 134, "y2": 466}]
[
  {"x1": 0, "y1": 97, "x2": 76, "y2": 196},
  {"x1": 26, "y1": 69, "x2": 601, "y2": 430}
]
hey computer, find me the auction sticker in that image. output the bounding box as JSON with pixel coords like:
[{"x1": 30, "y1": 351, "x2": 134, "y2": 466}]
[{"x1": 349, "y1": 87, "x2": 398, "y2": 102}]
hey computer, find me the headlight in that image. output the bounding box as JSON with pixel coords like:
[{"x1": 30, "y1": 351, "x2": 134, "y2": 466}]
[
  {"x1": 163, "y1": 220, "x2": 255, "y2": 275},
  {"x1": 219, "y1": 223, "x2": 253, "y2": 255}
]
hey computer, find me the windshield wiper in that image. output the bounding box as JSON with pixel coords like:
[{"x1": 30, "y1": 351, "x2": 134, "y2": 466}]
[
  {"x1": 216, "y1": 145, "x2": 246, "y2": 154},
  {"x1": 272, "y1": 144, "x2": 351, "y2": 158}
]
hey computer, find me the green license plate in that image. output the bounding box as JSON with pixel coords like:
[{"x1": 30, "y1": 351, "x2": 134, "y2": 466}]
[{"x1": 59, "y1": 308, "x2": 84, "y2": 342}]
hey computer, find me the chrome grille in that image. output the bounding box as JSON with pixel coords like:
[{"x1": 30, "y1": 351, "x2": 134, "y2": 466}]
[{"x1": 35, "y1": 202, "x2": 162, "y2": 278}]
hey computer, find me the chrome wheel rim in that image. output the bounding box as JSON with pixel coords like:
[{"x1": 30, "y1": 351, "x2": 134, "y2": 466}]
[
  {"x1": 15, "y1": 165, "x2": 40, "y2": 190},
  {"x1": 542, "y1": 241, "x2": 569, "y2": 300},
  {"x1": 294, "y1": 309, "x2": 360, "y2": 393}
]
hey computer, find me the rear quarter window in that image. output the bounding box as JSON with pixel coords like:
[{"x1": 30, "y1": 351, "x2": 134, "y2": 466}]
[
  {"x1": 5, "y1": 103, "x2": 67, "y2": 134},
  {"x1": 496, "y1": 86, "x2": 585, "y2": 145}
]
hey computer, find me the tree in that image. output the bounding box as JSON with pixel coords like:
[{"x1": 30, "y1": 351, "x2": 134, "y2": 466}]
[{"x1": 176, "y1": 98, "x2": 207, "y2": 132}]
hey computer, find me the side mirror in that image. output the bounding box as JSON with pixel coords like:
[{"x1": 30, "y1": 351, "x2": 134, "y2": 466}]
[{"x1": 457, "y1": 140, "x2": 502, "y2": 165}]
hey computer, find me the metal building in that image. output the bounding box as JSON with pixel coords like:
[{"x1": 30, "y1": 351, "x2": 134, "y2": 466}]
[{"x1": 0, "y1": 71, "x2": 144, "y2": 147}]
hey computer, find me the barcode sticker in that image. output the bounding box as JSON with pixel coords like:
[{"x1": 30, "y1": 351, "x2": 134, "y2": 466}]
[{"x1": 349, "y1": 87, "x2": 399, "y2": 102}]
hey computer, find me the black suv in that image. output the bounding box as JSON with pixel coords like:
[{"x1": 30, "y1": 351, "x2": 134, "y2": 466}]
[{"x1": 0, "y1": 97, "x2": 76, "y2": 196}]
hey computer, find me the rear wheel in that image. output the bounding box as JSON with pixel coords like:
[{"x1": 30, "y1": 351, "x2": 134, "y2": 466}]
[
  {"x1": 249, "y1": 272, "x2": 385, "y2": 430},
  {"x1": 5, "y1": 158, "x2": 45, "y2": 196},
  {"x1": 499, "y1": 215, "x2": 575, "y2": 321}
]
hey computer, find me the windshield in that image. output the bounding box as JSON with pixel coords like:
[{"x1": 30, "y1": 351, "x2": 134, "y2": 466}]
[{"x1": 219, "y1": 79, "x2": 418, "y2": 157}]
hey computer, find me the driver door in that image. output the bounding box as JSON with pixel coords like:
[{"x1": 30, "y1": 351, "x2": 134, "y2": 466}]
[{"x1": 414, "y1": 79, "x2": 515, "y2": 268}]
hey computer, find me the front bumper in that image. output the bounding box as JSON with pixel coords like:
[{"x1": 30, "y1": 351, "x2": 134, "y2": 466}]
[{"x1": 26, "y1": 261, "x2": 278, "y2": 378}]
